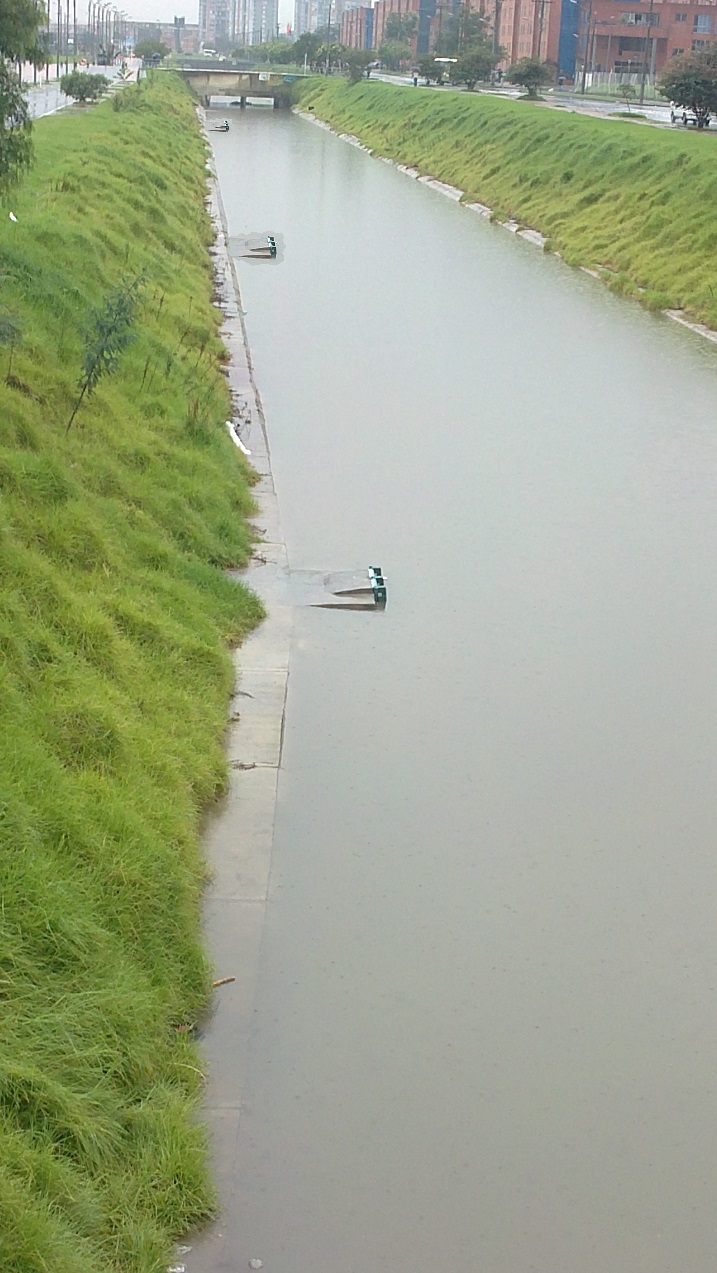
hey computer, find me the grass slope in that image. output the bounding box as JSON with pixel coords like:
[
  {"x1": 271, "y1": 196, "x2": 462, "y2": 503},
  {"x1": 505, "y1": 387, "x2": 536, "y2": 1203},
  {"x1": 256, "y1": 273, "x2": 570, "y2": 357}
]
[
  {"x1": 0, "y1": 73, "x2": 262, "y2": 1271},
  {"x1": 299, "y1": 80, "x2": 717, "y2": 327}
]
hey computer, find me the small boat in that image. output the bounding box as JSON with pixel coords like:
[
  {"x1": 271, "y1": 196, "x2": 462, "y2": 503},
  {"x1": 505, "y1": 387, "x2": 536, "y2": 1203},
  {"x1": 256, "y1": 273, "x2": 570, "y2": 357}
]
[{"x1": 211, "y1": 120, "x2": 230, "y2": 132}]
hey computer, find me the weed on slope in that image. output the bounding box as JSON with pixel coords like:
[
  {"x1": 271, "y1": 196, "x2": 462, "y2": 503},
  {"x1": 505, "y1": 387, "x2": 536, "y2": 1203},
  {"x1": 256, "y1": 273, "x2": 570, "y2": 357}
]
[{"x1": 0, "y1": 73, "x2": 262, "y2": 1272}]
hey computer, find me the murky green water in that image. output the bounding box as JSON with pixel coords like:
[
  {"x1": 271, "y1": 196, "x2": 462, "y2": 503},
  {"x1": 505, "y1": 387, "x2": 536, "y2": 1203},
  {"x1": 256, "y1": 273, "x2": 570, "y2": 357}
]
[{"x1": 206, "y1": 106, "x2": 717, "y2": 1272}]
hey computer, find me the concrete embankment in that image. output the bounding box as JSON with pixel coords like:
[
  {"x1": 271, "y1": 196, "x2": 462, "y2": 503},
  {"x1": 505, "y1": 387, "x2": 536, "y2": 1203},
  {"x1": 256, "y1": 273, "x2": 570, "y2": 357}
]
[
  {"x1": 0, "y1": 73, "x2": 262, "y2": 1273},
  {"x1": 298, "y1": 79, "x2": 717, "y2": 334}
]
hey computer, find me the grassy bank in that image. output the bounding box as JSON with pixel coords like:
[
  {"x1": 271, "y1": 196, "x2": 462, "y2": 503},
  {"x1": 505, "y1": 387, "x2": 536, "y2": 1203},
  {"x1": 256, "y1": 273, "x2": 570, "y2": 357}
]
[
  {"x1": 299, "y1": 79, "x2": 717, "y2": 328},
  {"x1": 0, "y1": 73, "x2": 262, "y2": 1271}
]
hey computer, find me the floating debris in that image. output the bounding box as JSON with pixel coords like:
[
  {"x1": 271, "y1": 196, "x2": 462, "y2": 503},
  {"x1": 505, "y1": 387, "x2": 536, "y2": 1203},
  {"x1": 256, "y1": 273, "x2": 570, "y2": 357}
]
[
  {"x1": 212, "y1": 975, "x2": 236, "y2": 987},
  {"x1": 249, "y1": 1261, "x2": 264, "y2": 1270}
]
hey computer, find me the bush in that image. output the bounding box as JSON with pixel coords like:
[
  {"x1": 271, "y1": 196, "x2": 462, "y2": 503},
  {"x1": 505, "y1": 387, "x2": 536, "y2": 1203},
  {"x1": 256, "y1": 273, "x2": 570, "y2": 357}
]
[{"x1": 60, "y1": 72, "x2": 110, "y2": 103}]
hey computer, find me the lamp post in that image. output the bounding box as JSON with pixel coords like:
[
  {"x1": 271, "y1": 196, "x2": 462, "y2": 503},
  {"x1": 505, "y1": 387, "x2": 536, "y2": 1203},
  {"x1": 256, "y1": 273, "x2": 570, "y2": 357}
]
[
  {"x1": 100, "y1": 1, "x2": 110, "y2": 62},
  {"x1": 580, "y1": 0, "x2": 594, "y2": 92},
  {"x1": 638, "y1": 0, "x2": 655, "y2": 105},
  {"x1": 533, "y1": 0, "x2": 547, "y2": 61},
  {"x1": 492, "y1": 0, "x2": 503, "y2": 56},
  {"x1": 325, "y1": 0, "x2": 332, "y2": 74},
  {"x1": 56, "y1": 0, "x2": 62, "y2": 78}
]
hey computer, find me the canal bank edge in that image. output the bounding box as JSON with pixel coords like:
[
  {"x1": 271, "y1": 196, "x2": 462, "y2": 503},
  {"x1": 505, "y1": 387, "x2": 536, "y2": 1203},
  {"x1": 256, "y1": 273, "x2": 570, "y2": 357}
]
[
  {"x1": 187, "y1": 125, "x2": 293, "y2": 1270},
  {"x1": 295, "y1": 82, "x2": 717, "y2": 348}
]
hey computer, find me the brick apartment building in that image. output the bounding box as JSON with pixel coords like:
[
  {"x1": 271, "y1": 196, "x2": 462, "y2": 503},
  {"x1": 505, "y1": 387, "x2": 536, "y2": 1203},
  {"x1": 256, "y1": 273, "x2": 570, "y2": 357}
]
[
  {"x1": 578, "y1": 0, "x2": 717, "y2": 79},
  {"x1": 342, "y1": 0, "x2": 717, "y2": 76},
  {"x1": 341, "y1": 0, "x2": 455, "y2": 54},
  {"x1": 487, "y1": 0, "x2": 563, "y2": 64},
  {"x1": 341, "y1": 3, "x2": 376, "y2": 46}
]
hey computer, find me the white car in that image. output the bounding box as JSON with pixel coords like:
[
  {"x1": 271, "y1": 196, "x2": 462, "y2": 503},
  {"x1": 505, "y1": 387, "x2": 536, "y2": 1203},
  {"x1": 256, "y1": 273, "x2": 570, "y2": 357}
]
[{"x1": 670, "y1": 104, "x2": 710, "y2": 126}]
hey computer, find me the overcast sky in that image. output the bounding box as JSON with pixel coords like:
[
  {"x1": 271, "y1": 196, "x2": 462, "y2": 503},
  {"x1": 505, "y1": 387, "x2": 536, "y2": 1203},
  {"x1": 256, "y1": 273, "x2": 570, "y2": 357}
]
[{"x1": 133, "y1": 0, "x2": 294, "y2": 30}]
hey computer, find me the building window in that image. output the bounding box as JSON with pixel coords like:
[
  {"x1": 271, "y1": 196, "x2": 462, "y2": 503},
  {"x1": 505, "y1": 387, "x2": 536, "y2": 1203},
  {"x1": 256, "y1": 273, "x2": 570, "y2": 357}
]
[
  {"x1": 620, "y1": 10, "x2": 659, "y2": 24},
  {"x1": 674, "y1": 12, "x2": 687, "y2": 20},
  {"x1": 692, "y1": 38, "x2": 708, "y2": 48},
  {"x1": 671, "y1": 46, "x2": 684, "y2": 53},
  {"x1": 694, "y1": 13, "x2": 711, "y2": 31}
]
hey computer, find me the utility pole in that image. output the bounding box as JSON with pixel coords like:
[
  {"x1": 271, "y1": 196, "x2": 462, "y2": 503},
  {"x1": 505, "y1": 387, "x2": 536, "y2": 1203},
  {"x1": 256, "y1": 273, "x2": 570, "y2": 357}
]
[
  {"x1": 580, "y1": 0, "x2": 592, "y2": 93},
  {"x1": 325, "y1": 0, "x2": 331, "y2": 74},
  {"x1": 56, "y1": 0, "x2": 61, "y2": 78},
  {"x1": 638, "y1": 0, "x2": 654, "y2": 105},
  {"x1": 533, "y1": 0, "x2": 546, "y2": 60},
  {"x1": 492, "y1": 0, "x2": 503, "y2": 56}
]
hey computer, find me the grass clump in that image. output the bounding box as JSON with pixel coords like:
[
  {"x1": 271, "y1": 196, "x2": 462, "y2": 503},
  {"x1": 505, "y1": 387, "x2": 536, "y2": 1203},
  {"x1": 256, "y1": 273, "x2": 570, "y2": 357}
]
[
  {"x1": 299, "y1": 79, "x2": 717, "y2": 328},
  {"x1": 0, "y1": 72, "x2": 263, "y2": 1271}
]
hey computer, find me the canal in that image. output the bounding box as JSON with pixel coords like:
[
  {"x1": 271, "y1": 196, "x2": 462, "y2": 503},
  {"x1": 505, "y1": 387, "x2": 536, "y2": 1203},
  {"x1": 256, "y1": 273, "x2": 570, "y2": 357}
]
[{"x1": 201, "y1": 105, "x2": 717, "y2": 1272}]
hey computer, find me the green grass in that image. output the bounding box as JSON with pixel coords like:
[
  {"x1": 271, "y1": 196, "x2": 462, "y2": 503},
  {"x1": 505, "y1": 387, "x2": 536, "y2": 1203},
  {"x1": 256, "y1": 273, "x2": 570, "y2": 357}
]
[
  {"x1": 299, "y1": 79, "x2": 717, "y2": 327},
  {"x1": 0, "y1": 73, "x2": 263, "y2": 1271}
]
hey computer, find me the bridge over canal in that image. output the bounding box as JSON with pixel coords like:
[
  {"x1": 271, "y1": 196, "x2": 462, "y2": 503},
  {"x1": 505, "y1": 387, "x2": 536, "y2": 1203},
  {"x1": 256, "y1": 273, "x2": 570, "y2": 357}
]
[{"x1": 174, "y1": 66, "x2": 304, "y2": 108}]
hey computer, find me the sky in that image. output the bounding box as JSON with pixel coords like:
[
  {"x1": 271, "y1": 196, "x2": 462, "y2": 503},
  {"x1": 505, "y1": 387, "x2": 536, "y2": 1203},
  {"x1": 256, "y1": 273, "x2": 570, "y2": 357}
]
[{"x1": 131, "y1": 0, "x2": 294, "y2": 30}]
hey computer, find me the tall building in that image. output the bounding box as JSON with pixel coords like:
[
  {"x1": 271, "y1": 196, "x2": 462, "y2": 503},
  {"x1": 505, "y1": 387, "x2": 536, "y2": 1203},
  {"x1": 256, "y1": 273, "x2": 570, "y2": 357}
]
[
  {"x1": 294, "y1": 0, "x2": 311, "y2": 34},
  {"x1": 198, "y1": 0, "x2": 235, "y2": 45},
  {"x1": 248, "y1": 0, "x2": 279, "y2": 40}
]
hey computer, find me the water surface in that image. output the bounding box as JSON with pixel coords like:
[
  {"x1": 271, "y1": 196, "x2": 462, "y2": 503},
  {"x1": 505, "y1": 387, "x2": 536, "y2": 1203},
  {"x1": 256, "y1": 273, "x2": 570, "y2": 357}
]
[{"x1": 208, "y1": 107, "x2": 717, "y2": 1273}]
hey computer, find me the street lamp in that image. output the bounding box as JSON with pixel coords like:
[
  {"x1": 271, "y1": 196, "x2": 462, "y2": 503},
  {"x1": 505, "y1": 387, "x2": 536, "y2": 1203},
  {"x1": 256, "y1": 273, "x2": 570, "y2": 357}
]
[
  {"x1": 99, "y1": 2, "x2": 111, "y2": 62},
  {"x1": 637, "y1": 0, "x2": 655, "y2": 106},
  {"x1": 571, "y1": 0, "x2": 594, "y2": 93},
  {"x1": 56, "y1": 0, "x2": 62, "y2": 78},
  {"x1": 325, "y1": 0, "x2": 332, "y2": 75}
]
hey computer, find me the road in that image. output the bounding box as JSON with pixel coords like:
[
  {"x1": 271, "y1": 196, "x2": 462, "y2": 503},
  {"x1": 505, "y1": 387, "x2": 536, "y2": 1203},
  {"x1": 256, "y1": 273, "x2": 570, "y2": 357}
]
[
  {"x1": 23, "y1": 61, "x2": 140, "y2": 120},
  {"x1": 373, "y1": 70, "x2": 677, "y2": 125}
]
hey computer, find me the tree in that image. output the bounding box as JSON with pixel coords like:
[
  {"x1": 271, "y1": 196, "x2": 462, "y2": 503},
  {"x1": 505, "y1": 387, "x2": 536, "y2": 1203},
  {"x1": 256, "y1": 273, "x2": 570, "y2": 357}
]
[
  {"x1": 134, "y1": 38, "x2": 169, "y2": 61},
  {"x1": 617, "y1": 82, "x2": 636, "y2": 112},
  {"x1": 450, "y1": 46, "x2": 496, "y2": 90},
  {"x1": 0, "y1": 60, "x2": 32, "y2": 194},
  {"x1": 506, "y1": 56, "x2": 552, "y2": 97},
  {"x1": 378, "y1": 37, "x2": 411, "y2": 71},
  {"x1": 60, "y1": 71, "x2": 109, "y2": 102},
  {"x1": 0, "y1": 0, "x2": 46, "y2": 59},
  {"x1": 434, "y1": 2, "x2": 490, "y2": 57},
  {"x1": 292, "y1": 31, "x2": 322, "y2": 69},
  {"x1": 66, "y1": 276, "x2": 144, "y2": 433},
  {"x1": 251, "y1": 39, "x2": 295, "y2": 64},
  {"x1": 659, "y1": 45, "x2": 717, "y2": 128},
  {"x1": 417, "y1": 54, "x2": 442, "y2": 84},
  {"x1": 384, "y1": 10, "x2": 417, "y2": 42},
  {"x1": 344, "y1": 48, "x2": 372, "y2": 82}
]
